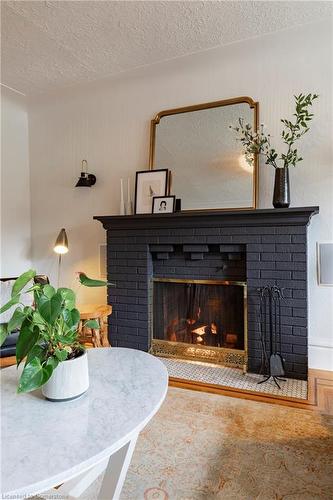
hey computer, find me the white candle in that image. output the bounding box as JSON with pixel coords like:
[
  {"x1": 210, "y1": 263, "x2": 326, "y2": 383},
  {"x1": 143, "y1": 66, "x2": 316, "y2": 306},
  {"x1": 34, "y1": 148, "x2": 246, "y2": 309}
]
[
  {"x1": 120, "y1": 178, "x2": 125, "y2": 215},
  {"x1": 127, "y1": 177, "x2": 130, "y2": 202}
]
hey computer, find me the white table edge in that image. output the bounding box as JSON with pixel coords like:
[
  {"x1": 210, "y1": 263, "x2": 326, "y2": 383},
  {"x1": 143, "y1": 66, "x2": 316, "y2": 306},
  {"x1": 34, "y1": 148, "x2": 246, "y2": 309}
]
[{"x1": 2, "y1": 354, "x2": 169, "y2": 498}]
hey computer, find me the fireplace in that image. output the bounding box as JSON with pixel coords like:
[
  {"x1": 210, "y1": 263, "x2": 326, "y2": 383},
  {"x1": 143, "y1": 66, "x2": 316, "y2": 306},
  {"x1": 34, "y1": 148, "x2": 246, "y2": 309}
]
[
  {"x1": 94, "y1": 206, "x2": 319, "y2": 380},
  {"x1": 152, "y1": 279, "x2": 247, "y2": 369}
]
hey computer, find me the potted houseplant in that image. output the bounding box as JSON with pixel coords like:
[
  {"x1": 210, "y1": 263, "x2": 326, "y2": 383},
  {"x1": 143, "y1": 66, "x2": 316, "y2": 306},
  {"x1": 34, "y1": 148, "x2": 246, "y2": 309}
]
[
  {"x1": 230, "y1": 93, "x2": 318, "y2": 208},
  {"x1": 0, "y1": 270, "x2": 110, "y2": 401}
]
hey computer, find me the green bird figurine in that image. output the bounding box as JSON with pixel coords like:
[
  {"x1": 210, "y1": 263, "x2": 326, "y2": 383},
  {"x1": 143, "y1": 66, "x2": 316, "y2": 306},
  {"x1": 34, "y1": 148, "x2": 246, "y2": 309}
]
[{"x1": 77, "y1": 272, "x2": 115, "y2": 288}]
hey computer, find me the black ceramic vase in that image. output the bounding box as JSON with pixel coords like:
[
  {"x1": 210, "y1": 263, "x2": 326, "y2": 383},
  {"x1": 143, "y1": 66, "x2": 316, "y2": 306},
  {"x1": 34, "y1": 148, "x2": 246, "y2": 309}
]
[{"x1": 273, "y1": 167, "x2": 290, "y2": 208}]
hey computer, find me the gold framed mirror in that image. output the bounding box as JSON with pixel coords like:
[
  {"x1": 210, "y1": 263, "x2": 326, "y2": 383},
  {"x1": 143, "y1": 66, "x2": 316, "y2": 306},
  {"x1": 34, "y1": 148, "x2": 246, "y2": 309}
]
[{"x1": 149, "y1": 97, "x2": 259, "y2": 211}]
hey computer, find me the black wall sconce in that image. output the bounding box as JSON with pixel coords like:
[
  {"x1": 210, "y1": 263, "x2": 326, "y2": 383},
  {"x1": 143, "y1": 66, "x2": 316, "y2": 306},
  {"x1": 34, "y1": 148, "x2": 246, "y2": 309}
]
[{"x1": 75, "y1": 160, "x2": 96, "y2": 187}]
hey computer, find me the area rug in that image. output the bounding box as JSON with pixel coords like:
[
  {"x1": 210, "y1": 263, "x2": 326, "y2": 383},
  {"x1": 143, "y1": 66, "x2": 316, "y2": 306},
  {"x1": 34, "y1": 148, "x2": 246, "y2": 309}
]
[{"x1": 121, "y1": 387, "x2": 333, "y2": 499}]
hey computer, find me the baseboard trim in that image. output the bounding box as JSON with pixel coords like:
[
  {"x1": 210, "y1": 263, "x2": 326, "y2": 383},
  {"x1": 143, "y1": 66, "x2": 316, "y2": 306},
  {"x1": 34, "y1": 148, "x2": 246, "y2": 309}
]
[{"x1": 169, "y1": 368, "x2": 333, "y2": 415}]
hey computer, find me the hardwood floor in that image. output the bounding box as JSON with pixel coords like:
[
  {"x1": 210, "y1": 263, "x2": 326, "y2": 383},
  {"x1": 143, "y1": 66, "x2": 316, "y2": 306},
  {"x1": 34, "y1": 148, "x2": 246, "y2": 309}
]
[{"x1": 170, "y1": 368, "x2": 333, "y2": 415}]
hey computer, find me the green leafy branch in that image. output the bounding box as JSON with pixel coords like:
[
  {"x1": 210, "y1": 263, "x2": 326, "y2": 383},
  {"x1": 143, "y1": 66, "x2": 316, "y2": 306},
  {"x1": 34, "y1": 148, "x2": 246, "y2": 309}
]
[{"x1": 230, "y1": 93, "x2": 318, "y2": 169}]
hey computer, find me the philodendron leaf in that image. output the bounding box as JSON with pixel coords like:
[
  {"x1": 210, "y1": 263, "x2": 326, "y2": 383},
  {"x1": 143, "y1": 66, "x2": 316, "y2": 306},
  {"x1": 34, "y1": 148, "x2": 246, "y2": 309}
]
[
  {"x1": 46, "y1": 355, "x2": 59, "y2": 370},
  {"x1": 56, "y1": 332, "x2": 77, "y2": 345},
  {"x1": 62, "y1": 308, "x2": 80, "y2": 330},
  {"x1": 32, "y1": 311, "x2": 46, "y2": 329},
  {"x1": 54, "y1": 348, "x2": 68, "y2": 362},
  {"x1": 84, "y1": 319, "x2": 100, "y2": 329},
  {"x1": 39, "y1": 293, "x2": 62, "y2": 325},
  {"x1": 0, "y1": 294, "x2": 20, "y2": 315},
  {"x1": 0, "y1": 324, "x2": 8, "y2": 346},
  {"x1": 18, "y1": 357, "x2": 54, "y2": 393},
  {"x1": 16, "y1": 323, "x2": 39, "y2": 366},
  {"x1": 58, "y1": 288, "x2": 76, "y2": 310},
  {"x1": 7, "y1": 307, "x2": 26, "y2": 333},
  {"x1": 43, "y1": 285, "x2": 56, "y2": 299},
  {"x1": 11, "y1": 269, "x2": 36, "y2": 298},
  {"x1": 26, "y1": 343, "x2": 47, "y2": 364}
]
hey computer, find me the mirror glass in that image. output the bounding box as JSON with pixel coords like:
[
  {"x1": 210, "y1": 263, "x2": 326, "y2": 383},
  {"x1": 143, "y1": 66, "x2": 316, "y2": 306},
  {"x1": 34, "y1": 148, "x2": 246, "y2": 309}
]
[{"x1": 151, "y1": 99, "x2": 258, "y2": 211}]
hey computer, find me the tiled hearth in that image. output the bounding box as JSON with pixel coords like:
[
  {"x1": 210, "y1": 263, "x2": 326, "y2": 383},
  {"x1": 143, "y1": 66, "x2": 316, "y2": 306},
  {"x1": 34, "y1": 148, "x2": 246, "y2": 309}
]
[
  {"x1": 161, "y1": 357, "x2": 308, "y2": 399},
  {"x1": 95, "y1": 207, "x2": 319, "y2": 381}
]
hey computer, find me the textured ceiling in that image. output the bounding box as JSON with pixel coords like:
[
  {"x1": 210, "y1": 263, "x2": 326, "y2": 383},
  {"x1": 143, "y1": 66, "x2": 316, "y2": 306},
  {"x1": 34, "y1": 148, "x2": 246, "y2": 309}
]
[{"x1": 1, "y1": 1, "x2": 332, "y2": 95}]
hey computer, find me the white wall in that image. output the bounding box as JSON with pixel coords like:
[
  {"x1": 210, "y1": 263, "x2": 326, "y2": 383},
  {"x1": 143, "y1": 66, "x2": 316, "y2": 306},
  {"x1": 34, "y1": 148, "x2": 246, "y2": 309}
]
[
  {"x1": 28, "y1": 19, "x2": 333, "y2": 369},
  {"x1": 1, "y1": 87, "x2": 31, "y2": 277}
]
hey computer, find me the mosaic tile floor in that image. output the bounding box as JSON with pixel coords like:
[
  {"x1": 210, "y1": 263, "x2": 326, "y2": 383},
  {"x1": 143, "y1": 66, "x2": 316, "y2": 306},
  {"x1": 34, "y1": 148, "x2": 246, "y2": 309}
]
[{"x1": 159, "y1": 357, "x2": 308, "y2": 399}]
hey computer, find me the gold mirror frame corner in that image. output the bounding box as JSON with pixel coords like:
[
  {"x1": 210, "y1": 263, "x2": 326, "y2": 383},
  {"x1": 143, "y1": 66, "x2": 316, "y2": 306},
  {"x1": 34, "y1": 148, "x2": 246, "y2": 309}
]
[{"x1": 148, "y1": 96, "x2": 259, "y2": 210}]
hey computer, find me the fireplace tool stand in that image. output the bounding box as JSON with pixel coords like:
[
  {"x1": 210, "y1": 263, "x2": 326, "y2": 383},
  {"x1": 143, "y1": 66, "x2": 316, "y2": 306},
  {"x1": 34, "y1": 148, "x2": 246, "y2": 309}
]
[{"x1": 257, "y1": 285, "x2": 286, "y2": 389}]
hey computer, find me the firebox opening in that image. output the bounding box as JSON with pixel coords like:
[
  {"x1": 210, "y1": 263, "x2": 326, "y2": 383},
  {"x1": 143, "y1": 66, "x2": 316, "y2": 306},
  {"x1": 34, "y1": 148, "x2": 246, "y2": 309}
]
[{"x1": 152, "y1": 279, "x2": 247, "y2": 368}]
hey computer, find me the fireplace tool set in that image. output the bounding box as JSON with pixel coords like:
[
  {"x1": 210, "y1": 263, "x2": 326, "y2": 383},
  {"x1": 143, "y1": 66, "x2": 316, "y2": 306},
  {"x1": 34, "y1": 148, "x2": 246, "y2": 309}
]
[{"x1": 257, "y1": 285, "x2": 286, "y2": 389}]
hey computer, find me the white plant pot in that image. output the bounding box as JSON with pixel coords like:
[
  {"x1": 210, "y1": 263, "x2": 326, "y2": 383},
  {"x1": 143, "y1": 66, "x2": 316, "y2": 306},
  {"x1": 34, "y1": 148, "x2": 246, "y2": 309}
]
[{"x1": 42, "y1": 351, "x2": 89, "y2": 402}]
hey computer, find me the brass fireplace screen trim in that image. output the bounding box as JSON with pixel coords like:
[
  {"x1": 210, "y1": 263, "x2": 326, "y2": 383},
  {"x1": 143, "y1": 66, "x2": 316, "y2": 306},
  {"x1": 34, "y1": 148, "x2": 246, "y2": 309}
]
[{"x1": 150, "y1": 278, "x2": 248, "y2": 372}]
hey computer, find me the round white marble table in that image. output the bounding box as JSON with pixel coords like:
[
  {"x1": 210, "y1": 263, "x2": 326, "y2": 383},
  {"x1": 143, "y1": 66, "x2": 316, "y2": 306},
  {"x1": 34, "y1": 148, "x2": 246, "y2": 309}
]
[{"x1": 1, "y1": 348, "x2": 168, "y2": 499}]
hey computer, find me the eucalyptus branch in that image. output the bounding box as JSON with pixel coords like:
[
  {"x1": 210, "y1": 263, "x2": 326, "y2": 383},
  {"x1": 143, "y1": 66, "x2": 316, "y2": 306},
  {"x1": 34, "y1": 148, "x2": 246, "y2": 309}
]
[{"x1": 230, "y1": 93, "x2": 318, "y2": 169}]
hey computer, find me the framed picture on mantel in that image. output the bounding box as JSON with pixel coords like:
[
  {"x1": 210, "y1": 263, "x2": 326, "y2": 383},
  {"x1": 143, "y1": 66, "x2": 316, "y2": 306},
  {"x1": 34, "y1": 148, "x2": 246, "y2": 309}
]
[{"x1": 135, "y1": 169, "x2": 168, "y2": 214}]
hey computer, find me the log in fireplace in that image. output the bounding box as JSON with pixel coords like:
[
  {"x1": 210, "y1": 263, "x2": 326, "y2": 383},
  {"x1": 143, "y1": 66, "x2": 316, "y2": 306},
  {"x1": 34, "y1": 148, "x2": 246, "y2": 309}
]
[
  {"x1": 94, "y1": 206, "x2": 319, "y2": 380},
  {"x1": 152, "y1": 279, "x2": 247, "y2": 370}
]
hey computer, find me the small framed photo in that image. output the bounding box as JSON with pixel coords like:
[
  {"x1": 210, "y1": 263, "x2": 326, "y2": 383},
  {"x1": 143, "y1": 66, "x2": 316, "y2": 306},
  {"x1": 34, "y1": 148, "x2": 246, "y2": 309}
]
[
  {"x1": 135, "y1": 169, "x2": 169, "y2": 214},
  {"x1": 152, "y1": 195, "x2": 176, "y2": 214}
]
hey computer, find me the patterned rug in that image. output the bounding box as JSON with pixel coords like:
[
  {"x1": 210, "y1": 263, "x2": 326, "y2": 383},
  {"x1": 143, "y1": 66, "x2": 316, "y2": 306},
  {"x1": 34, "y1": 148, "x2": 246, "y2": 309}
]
[{"x1": 121, "y1": 387, "x2": 333, "y2": 499}]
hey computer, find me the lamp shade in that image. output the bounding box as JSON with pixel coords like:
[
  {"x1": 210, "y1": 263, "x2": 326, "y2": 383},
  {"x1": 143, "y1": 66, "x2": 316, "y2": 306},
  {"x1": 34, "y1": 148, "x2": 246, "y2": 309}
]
[{"x1": 54, "y1": 228, "x2": 68, "y2": 254}]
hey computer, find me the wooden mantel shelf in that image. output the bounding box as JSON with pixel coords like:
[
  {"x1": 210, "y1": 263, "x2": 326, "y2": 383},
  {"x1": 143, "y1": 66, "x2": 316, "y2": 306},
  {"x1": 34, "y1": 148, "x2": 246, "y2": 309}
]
[{"x1": 94, "y1": 206, "x2": 319, "y2": 230}]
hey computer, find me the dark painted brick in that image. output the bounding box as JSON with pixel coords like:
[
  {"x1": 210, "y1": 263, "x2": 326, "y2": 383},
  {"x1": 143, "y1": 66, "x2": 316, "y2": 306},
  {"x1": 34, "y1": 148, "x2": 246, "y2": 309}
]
[
  {"x1": 293, "y1": 363, "x2": 307, "y2": 374},
  {"x1": 247, "y1": 279, "x2": 276, "y2": 288},
  {"x1": 293, "y1": 308, "x2": 307, "y2": 318},
  {"x1": 247, "y1": 244, "x2": 275, "y2": 252},
  {"x1": 150, "y1": 244, "x2": 174, "y2": 252},
  {"x1": 277, "y1": 280, "x2": 306, "y2": 289},
  {"x1": 276, "y1": 226, "x2": 306, "y2": 234},
  {"x1": 156, "y1": 253, "x2": 169, "y2": 260},
  {"x1": 281, "y1": 325, "x2": 293, "y2": 335},
  {"x1": 247, "y1": 270, "x2": 260, "y2": 279},
  {"x1": 293, "y1": 326, "x2": 307, "y2": 336},
  {"x1": 247, "y1": 252, "x2": 260, "y2": 261},
  {"x1": 183, "y1": 244, "x2": 209, "y2": 252},
  {"x1": 293, "y1": 345, "x2": 307, "y2": 355},
  {"x1": 220, "y1": 244, "x2": 245, "y2": 252},
  {"x1": 281, "y1": 316, "x2": 307, "y2": 327},
  {"x1": 276, "y1": 261, "x2": 306, "y2": 271},
  {"x1": 246, "y1": 227, "x2": 277, "y2": 234},
  {"x1": 292, "y1": 336, "x2": 307, "y2": 345},
  {"x1": 281, "y1": 307, "x2": 292, "y2": 316},
  {"x1": 232, "y1": 235, "x2": 260, "y2": 244},
  {"x1": 292, "y1": 271, "x2": 306, "y2": 280},
  {"x1": 261, "y1": 235, "x2": 291, "y2": 243},
  {"x1": 261, "y1": 253, "x2": 291, "y2": 262},
  {"x1": 104, "y1": 215, "x2": 310, "y2": 378},
  {"x1": 283, "y1": 298, "x2": 307, "y2": 308},
  {"x1": 194, "y1": 228, "x2": 218, "y2": 236},
  {"x1": 247, "y1": 261, "x2": 275, "y2": 270},
  {"x1": 208, "y1": 236, "x2": 233, "y2": 244},
  {"x1": 276, "y1": 244, "x2": 306, "y2": 253},
  {"x1": 118, "y1": 311, "x2": 139, "y2": 320},
  {"x1": 261, "y1": 270, "x2": 291, "y2": 279},
  {"x1": 292, "y1": 253, "x2": 307, "y2": 262},
  {"x1": 292, "y1": 234, "x2": 306, "y2": 243},
  {"x1": 190, "y1": 253, "x2": 204, "y2": 260}
]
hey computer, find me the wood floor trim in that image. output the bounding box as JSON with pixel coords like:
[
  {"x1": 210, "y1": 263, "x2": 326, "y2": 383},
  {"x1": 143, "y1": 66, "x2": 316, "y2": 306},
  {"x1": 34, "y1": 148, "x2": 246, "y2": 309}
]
[{"x1": 169, "y1": 368, "x2": 333, "y2": 414}]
